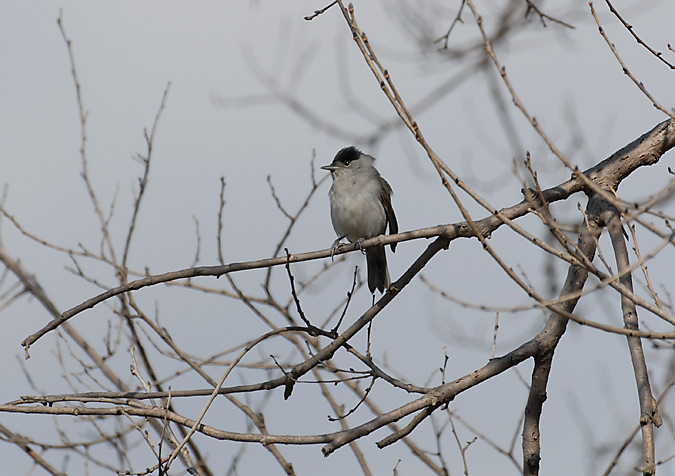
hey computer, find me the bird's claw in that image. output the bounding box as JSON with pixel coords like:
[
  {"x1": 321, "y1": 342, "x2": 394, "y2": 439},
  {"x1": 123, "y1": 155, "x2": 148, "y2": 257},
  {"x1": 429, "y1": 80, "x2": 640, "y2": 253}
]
[
  {"x1": 330, "y1": 237, "x2": 345, "y2": 262},
  {"x1": 356, "y1": 238, "x2": 366, "y2": 255}
]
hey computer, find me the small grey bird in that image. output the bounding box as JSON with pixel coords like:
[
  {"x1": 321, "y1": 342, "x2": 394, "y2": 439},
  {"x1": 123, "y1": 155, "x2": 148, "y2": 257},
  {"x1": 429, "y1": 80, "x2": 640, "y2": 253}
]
[{"x1": 321, "y1": 146, "x2": 398, "y2": 294}]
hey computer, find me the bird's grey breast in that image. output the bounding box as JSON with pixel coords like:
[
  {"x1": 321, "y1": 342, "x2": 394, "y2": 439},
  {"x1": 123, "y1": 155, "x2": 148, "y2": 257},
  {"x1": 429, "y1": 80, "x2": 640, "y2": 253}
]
[{"x1": 329, "y1": 168, "x2": 387, "y2": 242}]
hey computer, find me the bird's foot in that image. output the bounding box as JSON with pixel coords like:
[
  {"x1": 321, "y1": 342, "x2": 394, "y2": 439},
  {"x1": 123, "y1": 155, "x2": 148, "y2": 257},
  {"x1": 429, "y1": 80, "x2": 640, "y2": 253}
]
[
  {"x1": 330, "y1": 236, "x2": 345, "y2": 261},
  {"x1": 356, "y1": 238, "x2": 366, "y2": 255}
]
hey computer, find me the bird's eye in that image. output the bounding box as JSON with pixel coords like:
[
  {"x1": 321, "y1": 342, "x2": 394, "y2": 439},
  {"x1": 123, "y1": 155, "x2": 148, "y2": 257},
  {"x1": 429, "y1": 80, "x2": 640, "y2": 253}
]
[{"x1": 343, "y1": 160, "x2": 351, "y2": 166}]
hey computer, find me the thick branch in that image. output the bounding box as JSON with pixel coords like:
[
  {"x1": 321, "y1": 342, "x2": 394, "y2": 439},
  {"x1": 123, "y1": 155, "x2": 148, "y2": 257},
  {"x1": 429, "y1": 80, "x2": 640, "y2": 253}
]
[
  {"x1": 523, "y1": 208, "x2": 601, "y2": 475},
  {"x1": 604, "y1": 203, "x2": 662, "y2": 476},
  {"x1": 0, "y1": 403, "x2": 331, "y2": 445}
]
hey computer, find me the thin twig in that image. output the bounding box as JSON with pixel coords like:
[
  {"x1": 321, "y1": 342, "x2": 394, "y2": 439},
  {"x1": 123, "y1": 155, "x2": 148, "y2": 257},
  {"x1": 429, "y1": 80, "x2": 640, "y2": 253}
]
[
  {"x1": 604, "y1": 0, "x2": 675, "y2": 69},
  {"x1": 304, "y1": 0, "x2": 338, "y2": 21},
  {"x1": 122, "y1": 83, "x2": 171, "y2": 269},
  {"x1": 590, "y1": 2, "x2": 675, "y2": 120}
]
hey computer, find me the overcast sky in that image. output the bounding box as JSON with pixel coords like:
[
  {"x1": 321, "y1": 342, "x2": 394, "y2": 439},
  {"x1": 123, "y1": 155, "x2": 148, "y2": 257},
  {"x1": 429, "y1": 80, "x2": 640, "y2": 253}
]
[{"x1": 2, "y1": 1, "x2": 674, "y2": 475}]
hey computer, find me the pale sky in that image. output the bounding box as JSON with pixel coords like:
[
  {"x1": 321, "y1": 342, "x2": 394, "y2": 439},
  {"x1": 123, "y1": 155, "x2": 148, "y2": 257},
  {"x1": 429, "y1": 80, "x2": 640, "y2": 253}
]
[{"x1": 1, "y1": 1, "x2": 674, "y2": 475}]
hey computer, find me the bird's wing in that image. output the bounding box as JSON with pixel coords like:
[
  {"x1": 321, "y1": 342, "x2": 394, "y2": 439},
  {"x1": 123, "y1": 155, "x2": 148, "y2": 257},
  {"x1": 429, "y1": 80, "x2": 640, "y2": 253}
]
[{"x1": 379, "y1": 176, "x2": 398, "y2": 253}]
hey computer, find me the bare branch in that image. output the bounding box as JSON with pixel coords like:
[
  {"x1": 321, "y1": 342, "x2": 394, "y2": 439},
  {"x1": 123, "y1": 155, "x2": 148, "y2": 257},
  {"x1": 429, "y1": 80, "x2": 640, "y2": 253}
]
[
  {"x1": 604, "y1": 203, "x2": 662, "y2": 476},
  {"x1": 122, "y1": 82, "x2": 171, "y2": 269},
  {"x1": 604, "y1": 0, "x2": 675, "y2": 70},
  {"x1": 590, "y1": 2, "x2": 675, "y2": 120}
]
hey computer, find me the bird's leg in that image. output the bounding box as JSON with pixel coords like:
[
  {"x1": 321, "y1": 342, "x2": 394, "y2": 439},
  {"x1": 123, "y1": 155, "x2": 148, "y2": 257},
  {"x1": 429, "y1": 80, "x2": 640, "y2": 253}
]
[
  {"x1": 356, "y1": 237, "x2": 366, "y2": 255},
  {"x1": 330, "y1": 236, "x2": 346, "y2": 261}
]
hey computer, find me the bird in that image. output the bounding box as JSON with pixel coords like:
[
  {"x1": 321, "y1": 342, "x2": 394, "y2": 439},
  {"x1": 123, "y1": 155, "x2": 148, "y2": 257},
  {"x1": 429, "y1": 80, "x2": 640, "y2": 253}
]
[{"x1": 321, "y1": 146, "x2": 398, "y2": 294}]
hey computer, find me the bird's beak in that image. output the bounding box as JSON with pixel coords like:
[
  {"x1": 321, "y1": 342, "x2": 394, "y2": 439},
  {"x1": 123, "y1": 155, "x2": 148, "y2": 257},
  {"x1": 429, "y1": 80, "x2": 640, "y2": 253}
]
[{"x1": 321, "y1": 164, "x2": 337, "y2": 171}]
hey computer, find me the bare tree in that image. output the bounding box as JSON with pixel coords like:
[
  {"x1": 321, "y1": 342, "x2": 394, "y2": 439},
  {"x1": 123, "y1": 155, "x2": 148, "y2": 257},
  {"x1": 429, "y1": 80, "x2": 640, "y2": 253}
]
[{"x1": 1, "y1": 1, "x2": 674, "y2": 476}]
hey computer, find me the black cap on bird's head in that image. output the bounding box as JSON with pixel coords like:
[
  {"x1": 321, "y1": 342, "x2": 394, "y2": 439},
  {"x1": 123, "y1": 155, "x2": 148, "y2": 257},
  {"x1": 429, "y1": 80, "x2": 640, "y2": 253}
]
[
  {"x1": 321, "y1": 146, "x2": 366, "y2": 171},
  {"x1": 333, "y1": 146, "x2": 362, "y2": 166}
]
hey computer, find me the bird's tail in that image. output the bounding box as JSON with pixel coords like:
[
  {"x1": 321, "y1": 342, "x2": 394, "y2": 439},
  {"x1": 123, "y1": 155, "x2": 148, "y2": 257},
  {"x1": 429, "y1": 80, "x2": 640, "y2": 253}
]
[{"x1": 366, "y1": 245, "x2": 389, "y2": 294}]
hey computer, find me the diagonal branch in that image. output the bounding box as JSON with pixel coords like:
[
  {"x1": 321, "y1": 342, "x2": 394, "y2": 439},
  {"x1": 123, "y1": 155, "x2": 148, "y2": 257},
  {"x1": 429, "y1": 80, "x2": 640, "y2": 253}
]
[{"x1": 523, "y1": 202, "x2": 601, "y2": 476}]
